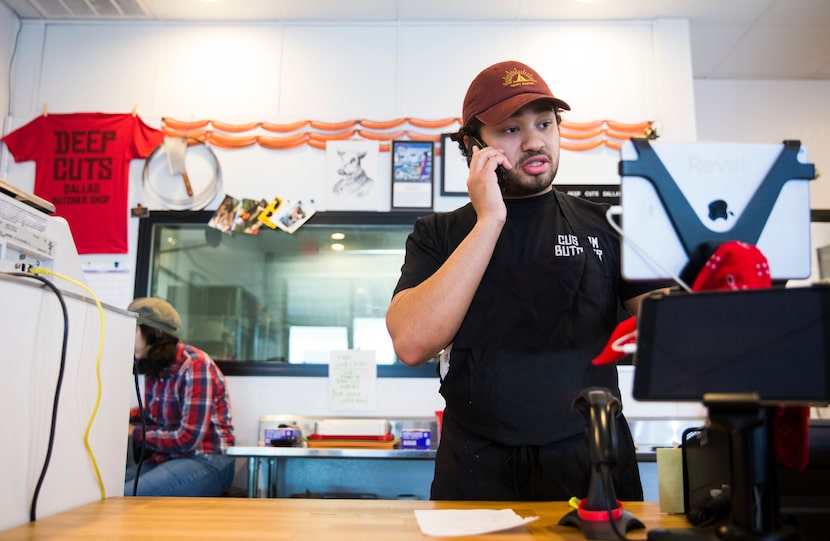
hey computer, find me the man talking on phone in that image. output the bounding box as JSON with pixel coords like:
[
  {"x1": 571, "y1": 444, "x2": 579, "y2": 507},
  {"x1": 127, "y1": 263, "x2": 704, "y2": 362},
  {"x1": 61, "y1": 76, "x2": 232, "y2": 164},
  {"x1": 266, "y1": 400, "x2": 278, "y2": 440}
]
[{"x1": 386, "y1": 60, "x2": 666, "y2": 501}]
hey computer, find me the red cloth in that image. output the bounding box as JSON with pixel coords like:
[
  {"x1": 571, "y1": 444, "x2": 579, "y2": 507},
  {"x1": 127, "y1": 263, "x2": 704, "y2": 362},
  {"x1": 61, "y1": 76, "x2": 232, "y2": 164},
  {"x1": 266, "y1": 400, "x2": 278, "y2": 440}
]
[
  {"x1": 691, "y1": 240, "x2": 771, "y2": 291},
  {"x1": 592, "y1": 241, "x2": 810, "y2": 469},
  {"x1": 2, "y1": 113, "x2": 164, "y2": 254},
  {"x1": 773, "y1": 404, "x2": 810, "y2": 470},
  {"x1": 592, "y1": 316, "x2": 637, "y2": 366}
]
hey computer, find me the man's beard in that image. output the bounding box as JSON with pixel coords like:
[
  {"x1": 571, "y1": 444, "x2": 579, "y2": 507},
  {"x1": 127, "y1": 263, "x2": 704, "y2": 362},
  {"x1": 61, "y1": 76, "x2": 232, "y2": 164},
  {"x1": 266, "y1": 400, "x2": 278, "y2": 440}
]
[{"x1": 502, "y1": 151, "x2": 559, "y2": 197}]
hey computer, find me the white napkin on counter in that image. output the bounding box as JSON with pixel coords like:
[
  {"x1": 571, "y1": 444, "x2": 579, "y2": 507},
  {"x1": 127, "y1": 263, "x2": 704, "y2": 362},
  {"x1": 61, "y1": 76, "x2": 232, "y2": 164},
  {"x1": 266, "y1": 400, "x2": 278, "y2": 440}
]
[{"x1": 413, "y1": 509, "x2": 539, "y2": 537}]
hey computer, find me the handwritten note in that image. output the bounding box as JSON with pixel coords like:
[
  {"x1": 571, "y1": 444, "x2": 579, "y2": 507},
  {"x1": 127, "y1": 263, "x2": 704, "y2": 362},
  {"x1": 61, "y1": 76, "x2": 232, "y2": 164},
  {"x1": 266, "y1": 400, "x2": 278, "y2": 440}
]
[{"x1": 328, "y1": 350, "x2": 376, "y2": 410}]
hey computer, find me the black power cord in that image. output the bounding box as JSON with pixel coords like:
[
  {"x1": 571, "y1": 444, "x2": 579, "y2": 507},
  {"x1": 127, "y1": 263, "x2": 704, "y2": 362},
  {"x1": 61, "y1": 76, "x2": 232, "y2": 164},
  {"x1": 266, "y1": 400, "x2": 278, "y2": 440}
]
[
  {"x1": 131, "y1": 357, "x2": 148, "y2": 496},
  {"x1": 687, "y1": 489, "x2": 732, "y2": 528},
  {"x1": 9, "y1": 272, "x2": 69, "y2": 522}
]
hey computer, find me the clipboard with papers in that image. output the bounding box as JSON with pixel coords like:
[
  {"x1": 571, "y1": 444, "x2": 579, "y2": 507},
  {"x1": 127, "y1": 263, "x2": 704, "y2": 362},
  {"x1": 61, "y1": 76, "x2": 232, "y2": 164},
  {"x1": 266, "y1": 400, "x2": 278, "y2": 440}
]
[{"x1": 618, "y1": 138, "x2": 816, "y2": 283}]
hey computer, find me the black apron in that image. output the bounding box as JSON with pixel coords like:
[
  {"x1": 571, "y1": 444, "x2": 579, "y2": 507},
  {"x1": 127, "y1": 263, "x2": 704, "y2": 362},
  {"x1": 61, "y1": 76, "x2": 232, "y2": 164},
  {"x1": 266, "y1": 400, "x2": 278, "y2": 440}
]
[{"x1": 432, "y1": 191, "x2": 642, "y2": 501}]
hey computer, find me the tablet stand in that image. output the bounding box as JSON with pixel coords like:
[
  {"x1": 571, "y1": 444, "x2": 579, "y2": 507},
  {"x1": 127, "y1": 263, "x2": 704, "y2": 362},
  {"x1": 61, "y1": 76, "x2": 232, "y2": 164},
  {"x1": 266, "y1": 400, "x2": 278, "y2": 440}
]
[
  {"x1": 648, "y1": 395, "x2": 798, "y2": 541},
  {"x1": 640, "y1": 291, "x2": 816, "y2": 541},
  {"x1": 707, "y1": 396, "x2": 797, "y2": 541},
  {"x1": 636, "y1": 283, "x2": 823, "y2": 541},
  {"x1": 621, "y1": 135, "x2": 821, "y2": 539}
]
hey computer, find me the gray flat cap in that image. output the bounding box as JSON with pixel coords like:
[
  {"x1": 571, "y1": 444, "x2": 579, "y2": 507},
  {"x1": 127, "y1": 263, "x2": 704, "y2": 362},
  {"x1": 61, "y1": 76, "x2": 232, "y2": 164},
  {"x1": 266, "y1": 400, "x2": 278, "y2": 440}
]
[{"x1": 128, "y1": 297, "x2": 181, "y2": 336}]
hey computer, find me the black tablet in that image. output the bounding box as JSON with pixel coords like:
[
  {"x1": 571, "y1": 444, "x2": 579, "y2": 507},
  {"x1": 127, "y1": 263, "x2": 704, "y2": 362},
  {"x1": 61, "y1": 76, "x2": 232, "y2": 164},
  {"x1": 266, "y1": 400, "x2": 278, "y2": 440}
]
[{"x1": 633, "y1": 285, "x2": 830, "y2": 404}]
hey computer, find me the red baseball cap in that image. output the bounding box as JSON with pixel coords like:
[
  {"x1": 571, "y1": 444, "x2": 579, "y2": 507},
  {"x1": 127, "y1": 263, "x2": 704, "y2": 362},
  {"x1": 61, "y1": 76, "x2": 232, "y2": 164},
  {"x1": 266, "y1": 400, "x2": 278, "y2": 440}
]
[{"x1": 462, "y1": 61, "x2": 570, "y2": 126}]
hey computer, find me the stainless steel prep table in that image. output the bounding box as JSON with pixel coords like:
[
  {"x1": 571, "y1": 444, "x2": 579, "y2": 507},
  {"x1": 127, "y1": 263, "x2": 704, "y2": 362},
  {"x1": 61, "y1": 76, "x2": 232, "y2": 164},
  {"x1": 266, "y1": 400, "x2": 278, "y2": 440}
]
[{"x1": 227, "y1": 445, "x2": 437, "y2": 498}]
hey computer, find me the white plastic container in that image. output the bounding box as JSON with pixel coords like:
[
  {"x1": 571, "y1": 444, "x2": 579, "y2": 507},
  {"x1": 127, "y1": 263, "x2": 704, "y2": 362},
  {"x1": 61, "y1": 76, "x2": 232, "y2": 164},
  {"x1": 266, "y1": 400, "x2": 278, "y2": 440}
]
[{"x1": 314, "y1": 419, "x2": 390, "y2": 437}]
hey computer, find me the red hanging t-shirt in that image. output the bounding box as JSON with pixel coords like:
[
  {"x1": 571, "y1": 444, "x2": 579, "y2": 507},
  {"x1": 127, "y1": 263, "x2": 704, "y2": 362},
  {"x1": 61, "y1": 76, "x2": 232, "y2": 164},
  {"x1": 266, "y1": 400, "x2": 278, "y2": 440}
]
[{"x1": 2, "y1": 113, "x2": 164, "y2": 254}]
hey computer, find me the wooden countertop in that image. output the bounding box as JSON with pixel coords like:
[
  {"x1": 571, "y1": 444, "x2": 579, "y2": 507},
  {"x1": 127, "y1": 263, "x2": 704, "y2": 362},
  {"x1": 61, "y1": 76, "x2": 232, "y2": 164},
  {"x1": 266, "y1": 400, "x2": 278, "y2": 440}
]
[{"x1": 0, "y1": 497, "x2": 691, "y2": 540}]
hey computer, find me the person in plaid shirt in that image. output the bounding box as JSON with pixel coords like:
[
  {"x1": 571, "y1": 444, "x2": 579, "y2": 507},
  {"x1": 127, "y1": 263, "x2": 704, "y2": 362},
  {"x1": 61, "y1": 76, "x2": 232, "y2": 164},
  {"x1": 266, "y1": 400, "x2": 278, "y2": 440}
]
[{"x1": 124, "y1": 297, "x2": 236, "y2": 496}]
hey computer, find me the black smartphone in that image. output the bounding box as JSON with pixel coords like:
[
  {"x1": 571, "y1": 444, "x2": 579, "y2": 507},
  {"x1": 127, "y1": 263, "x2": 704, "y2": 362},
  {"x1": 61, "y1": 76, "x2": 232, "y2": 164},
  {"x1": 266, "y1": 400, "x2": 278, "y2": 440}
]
[{"x1": 466, "y1": 136, "x2": 507, "y2": 192}]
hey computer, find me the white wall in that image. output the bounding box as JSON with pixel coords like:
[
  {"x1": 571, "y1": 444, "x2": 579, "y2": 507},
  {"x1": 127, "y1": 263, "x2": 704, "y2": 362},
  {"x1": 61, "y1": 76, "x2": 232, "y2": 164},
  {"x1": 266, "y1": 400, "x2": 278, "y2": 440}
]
[
  {"x1": 0, "y1": 19, "x2": 701, "y2": 444},
  {"x1": 5, "y1": 18, "x2": 830, "y2": 447},
  {"x1": 0, "y1": 19, "x2": 695, "y2": 307},
  {"x1": 2, "y1": 20, "x2": 696, "y2": 211}
]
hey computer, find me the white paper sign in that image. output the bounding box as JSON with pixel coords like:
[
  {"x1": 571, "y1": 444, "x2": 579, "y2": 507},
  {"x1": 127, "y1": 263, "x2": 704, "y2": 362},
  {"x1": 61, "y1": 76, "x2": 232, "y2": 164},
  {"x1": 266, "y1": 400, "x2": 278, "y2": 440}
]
[
  {"x1": 328, "y1": 349, "x2": 377, "y2": 410},
  {"x1": 82, "y1": 264, "x2": 132, "y2": 310}
]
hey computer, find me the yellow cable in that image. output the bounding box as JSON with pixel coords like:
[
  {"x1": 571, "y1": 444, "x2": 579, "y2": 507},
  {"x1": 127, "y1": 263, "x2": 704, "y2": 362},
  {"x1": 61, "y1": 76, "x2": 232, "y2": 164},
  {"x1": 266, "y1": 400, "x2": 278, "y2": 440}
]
[{"x1": 31, "y1": 267, "x2": 107, "y2": 500}]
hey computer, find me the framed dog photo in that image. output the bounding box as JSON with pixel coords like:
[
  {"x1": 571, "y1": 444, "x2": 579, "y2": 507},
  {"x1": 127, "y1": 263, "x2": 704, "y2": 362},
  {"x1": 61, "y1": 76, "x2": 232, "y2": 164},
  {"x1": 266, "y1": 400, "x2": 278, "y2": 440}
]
[
  {"x1": 391, "y1": 140, "x2": 434, "y2": 210},
  {"x1": 441, "y1": 133, "x2": 469, "y2": 196}
]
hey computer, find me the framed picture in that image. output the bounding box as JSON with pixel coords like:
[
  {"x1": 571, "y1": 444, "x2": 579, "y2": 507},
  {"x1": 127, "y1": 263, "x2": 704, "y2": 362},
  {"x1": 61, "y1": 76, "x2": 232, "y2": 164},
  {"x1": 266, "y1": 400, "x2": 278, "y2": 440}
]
[
  {"x1": 440, "y1": 133, "x2": 469, "y2": 196},
  {"x1": 325, "y1": 140, "x2": 380, "y2": 211},
  {"x1": 391, "y1": 140, "x2": 434, "y2": 210}
]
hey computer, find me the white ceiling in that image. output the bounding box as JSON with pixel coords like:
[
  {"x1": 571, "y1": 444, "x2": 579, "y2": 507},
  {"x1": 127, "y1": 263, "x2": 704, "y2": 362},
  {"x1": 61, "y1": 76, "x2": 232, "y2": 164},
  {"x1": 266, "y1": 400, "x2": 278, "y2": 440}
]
[{"x1": 2, "y1": 0, "x2": 830, "y2": 80}]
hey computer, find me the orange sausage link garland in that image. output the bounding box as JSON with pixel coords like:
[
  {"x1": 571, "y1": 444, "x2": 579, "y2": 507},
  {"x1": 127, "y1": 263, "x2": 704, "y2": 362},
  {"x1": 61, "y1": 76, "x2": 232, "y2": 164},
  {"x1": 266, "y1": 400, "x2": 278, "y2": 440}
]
[{"x1": 160, "y1": 117, "x2": 653, "y2": 151}]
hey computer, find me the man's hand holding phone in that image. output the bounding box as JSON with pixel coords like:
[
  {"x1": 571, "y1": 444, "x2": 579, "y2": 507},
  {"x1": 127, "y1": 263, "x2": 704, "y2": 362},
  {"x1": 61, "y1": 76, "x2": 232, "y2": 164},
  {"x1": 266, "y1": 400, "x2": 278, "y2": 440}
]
[
  {"x1": 465, "y1": 137, "x2": 511, "y2": 226},
  {"x1": 467, "y1": 136, "x2": 510, "y2": 194}
]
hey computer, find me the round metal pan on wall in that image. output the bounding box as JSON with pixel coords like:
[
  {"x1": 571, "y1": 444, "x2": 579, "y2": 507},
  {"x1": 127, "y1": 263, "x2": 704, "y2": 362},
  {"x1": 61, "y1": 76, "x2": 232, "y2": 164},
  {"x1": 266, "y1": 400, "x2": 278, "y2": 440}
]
[{"x1": 142, "y1": 138, "x2": 222, "y2": 210}]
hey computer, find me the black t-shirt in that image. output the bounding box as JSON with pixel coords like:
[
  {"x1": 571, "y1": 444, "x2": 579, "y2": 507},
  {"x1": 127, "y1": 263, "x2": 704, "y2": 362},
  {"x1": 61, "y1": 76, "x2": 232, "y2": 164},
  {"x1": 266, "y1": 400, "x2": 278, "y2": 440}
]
[{"x1": 394, "y1": 189, "x2": 664, "y2": 445}]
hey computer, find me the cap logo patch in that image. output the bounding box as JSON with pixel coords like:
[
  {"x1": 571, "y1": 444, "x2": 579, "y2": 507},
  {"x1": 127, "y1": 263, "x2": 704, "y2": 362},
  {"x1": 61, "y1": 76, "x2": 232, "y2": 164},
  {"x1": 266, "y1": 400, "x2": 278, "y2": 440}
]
[{"x1": 503, "y1": 69, "x2": 537, "y2": 88}]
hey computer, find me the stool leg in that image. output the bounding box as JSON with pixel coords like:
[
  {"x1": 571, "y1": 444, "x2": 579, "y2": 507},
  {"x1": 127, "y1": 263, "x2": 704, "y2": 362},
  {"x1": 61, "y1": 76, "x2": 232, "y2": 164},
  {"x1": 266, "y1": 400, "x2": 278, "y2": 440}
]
[
  {"x1": 266, "y1": 458, "x2": 277, "y2": 497},
  {"x1": 246, "y1": 457, "x2": 258, "y2": 498}
]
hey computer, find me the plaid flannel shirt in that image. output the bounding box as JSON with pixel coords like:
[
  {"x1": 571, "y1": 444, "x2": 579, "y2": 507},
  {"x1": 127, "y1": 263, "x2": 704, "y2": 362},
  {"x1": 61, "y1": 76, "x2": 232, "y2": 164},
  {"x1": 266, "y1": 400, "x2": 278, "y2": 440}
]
[{"x1": 131, "y1": 341, "x2": 234, "y2": 464}]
